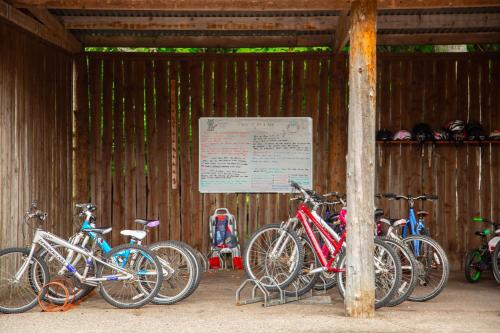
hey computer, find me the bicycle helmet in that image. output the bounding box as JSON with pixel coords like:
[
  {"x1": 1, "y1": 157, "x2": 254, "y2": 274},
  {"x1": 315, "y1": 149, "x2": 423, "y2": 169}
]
[
  {"x1": 445, "y1": 119, "x2": 466, "y2": 141},
  {"x1": 376, "y1": 129, "x2": 393, "y2": 141},
  {"x1": 466, "y1": 121, "x2": 487, "y2": 141},
  {"x1": 490, "y1": 130, "x2": 500, "y2": 140},
  {"x1": 393, "y1": 130, "x2": 412, "y2": 141},
  {"x1": 433, "y1": 129, "x2": 449, "y2": 141},
  {"x1": 412, "y1": 123, "x2": 433, "y2": 142}
]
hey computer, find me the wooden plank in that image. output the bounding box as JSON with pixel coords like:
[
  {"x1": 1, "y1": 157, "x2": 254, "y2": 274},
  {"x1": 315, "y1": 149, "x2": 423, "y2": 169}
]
[
  {"x1": 88, "y1": 58, "x2": 101, "y2": 219},
  {"x1": 292, "y1": 59, "x2": 305, "y2": 116},
  {"x1": 235, "y1": 59, "x2": 248, "y2": 247},
  {"x1": 73, "y1": 55, "x2": 90, "y2": 204},
  {"x1": 213, "y1": 59, "x2": 226, "y2": 213},
  {"x1": 490, "y1": 59, "x2": 500, "y2": 222},
  {"x1": 14, "y1": 0, "x2": 500, "y2": 10},
  {"x1": 145, "y1": 60, "x2": 157, "y2": 222},
  {"x1": 63, "y1": 15, "x2": 339, "y2": 31},
  {"x1": 334, "y1": 10, "x2": 350, "y2": 53},
  {"x1": 377, "y1": 32, "x2": 500, "y2": 46},
  {"x1": 134, "y1": 61, "x2": 146, "y2": 221},
  {"x1": 257, "y1": 59, "x2": 270, "y2": 227},
  {"x1": 305, "y1": 60, "x2": 319, "y2": 190},
  {"x1": 155, "y1": 60, "x2": 170, "y2": 241},
  {"x1": 123, "y1": 60, "x2": 136, "y2": 232},
  {"x1": 202, "y1": 59, "x2": 214, "y2": 253},
  {"x1": 170, "y1": 63, "x2": 181, "y2": 240},
  {"x1": 190, "y1": 60, "x2": 203, "y2": 249},
  {"x1": 246, "y1": 59, "x2": 258, "y2": 237},
  {"x1": 112, "y1": 59, "x2": 124, "y2": 246},
  {"x1": 225, "y1": 60, "x2": 238, "y2": 224},
  {"x1": 179, "y1": 61, "x2": 192, "y2": 243},
  {"x1": 0, "y1": 0, "x2": 81, "y2": 52},
  {"x1": 345, "y1": 0, "x2": 377, "y2": 317},
  {"x1": 101, "y1": 59, "x2": 113, "y2": 234}
]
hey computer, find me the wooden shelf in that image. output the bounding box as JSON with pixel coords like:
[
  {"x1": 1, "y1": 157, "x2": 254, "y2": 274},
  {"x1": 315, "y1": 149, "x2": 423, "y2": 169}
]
[{"x1": 376, "y1": 140, "x2": 500, "y2": 145}]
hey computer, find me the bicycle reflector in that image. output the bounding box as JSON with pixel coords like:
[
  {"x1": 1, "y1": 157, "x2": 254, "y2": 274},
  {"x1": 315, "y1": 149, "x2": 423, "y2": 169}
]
[{"x1": 472, "y1": 217, "x2": 484, "y2": 222}]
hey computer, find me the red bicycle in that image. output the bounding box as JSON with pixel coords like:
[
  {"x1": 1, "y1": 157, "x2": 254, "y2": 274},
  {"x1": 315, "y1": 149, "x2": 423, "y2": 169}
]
[{"x1": 243, "y1": 182, "x2": 401, "y2": 308}]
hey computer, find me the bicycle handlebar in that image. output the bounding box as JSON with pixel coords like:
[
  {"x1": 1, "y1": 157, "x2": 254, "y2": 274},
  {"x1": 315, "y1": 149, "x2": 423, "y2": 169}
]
[
  {"x1": 290, "y1": 182, "x2": 345, "y2": 206},
  {"x1": 376, "y1": 193, "x2": 438, "y2": 201},
  {"x1": 24, "y1": 201, "x2": 47, "y2": 221}
]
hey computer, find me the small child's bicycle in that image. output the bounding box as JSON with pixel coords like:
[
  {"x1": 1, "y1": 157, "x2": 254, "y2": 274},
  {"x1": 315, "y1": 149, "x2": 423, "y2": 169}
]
[{"x1": 464, "y1": 217, "x2": 500, "y2": 283}]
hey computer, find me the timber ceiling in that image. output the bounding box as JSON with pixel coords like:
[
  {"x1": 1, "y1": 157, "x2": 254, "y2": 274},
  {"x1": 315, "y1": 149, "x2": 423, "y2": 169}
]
[{"x1": 1, "y1": 1, "x2": 500, "y2": 52}]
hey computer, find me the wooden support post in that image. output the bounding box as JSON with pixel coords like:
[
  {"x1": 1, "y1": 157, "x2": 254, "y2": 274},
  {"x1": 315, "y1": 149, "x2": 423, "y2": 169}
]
[{"x1": 345, "y1": 0, "x2": 377, "y2": 318}]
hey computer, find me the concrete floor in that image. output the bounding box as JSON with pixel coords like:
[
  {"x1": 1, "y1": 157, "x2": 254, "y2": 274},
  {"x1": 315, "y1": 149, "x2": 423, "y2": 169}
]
[{"x1": 1, "y1": 271, "x2": 499, "y2": 333}]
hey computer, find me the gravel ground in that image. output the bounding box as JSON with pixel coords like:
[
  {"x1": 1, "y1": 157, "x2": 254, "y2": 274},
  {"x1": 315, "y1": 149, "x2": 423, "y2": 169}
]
[{"x1": 1, "y1": 271, "x2": 499, "y2": 333}]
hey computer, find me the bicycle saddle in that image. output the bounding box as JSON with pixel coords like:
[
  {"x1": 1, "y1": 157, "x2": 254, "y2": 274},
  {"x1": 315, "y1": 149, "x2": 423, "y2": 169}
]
[
  {"x1": 85, "y1": 227, "x2": 112, "y2": 234},
  {"x1": 120, "y1": 230, "x2": 147, "y2": 240},
  {"x1": 134, "y1": 219, "x2": 160, "y2": 228},
  {"x1": 417, "y1": 210, "x2": 429, "y2": 217},
  {"x1": 378, "y1": 218, "x2": 406, "y2": 228}
]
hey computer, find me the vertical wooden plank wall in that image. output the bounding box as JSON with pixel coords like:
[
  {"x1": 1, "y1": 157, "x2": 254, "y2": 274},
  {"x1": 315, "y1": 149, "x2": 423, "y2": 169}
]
[
  {"x1": 0, "y1": 20, "x2": 73, "y2": 249},
  {"x1": 375, "y1": 53, "x2": 500, "y2": 269},
  {"x1": 78, "y1": 52, "x2": 499, "y2": 270}
]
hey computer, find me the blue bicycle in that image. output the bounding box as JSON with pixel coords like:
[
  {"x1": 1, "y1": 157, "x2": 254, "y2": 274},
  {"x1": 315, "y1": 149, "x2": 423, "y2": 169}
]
[
  {"x1": 376, "y1": 193, "x2": 450, "y2": 302},
  {"x1": 38, "y1": 203, "x2": 200, "y2": 306}
]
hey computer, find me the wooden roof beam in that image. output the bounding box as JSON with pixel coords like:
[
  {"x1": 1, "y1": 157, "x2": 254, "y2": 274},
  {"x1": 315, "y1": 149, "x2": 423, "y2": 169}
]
[
  {"x1": 62, "y1": 15, "x2": 339, "y2": 31},
  {"x1": 28, "y1": 7, "x2": 81, "y2": 46},
  {"x1": 333, "y1": 10, "x2": 350, "y2": 53},
  {"x1": 61, "y1": 12, "x2": 500, "y2": 32},
  {"x1": 0, "y1": 0, "x2": 81, "y2": 52},
  {"x1": 80, "y1": 32, "x2": 500, "y2": 48},
  {"x1": 11, "y1": 0, "x2": 500, "y2": 11}
]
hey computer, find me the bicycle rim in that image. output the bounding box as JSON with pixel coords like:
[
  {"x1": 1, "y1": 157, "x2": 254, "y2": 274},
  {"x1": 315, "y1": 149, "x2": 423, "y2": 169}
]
[
  {"x1": 0, "y1": 248, "x2": 49, "y2": 314},
  {"x1": 244, "y1": 224, "x2": 303, "y2": 291}
]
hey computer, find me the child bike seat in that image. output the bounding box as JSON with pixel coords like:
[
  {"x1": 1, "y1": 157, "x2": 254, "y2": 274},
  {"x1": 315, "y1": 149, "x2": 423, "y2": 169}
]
[
  {"x1": 120, "y1": 230, "x2": 147, "y2": 240},
  {"x1": 134, "y1": 219, "x2": 160, "y2": 228}
]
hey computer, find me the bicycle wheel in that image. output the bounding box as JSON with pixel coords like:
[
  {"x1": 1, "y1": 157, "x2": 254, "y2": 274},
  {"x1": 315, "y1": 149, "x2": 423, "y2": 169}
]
[
  {"x1": 0, "y1": 247, "x2": 50, "y2": 314},
  {"x1": 336, "y1": 238, "x2": 402, "y2": 309},
  {"x1": 402, "y1": 235, "x2": 449, "y2": 302},
  {"x1": 464, "y1": 249, "x2": 484, "y2": 283},
  {"x1": 148, "y1": 241, "x2": 198, "y2": 305},
  {"x1": 284, "y1": 236, "x2": 320, "y2": 297},
  {"x1": 491, "y1": 243, "x2": 500, "y2": 283},
  {"x1": 379, "y1": 237, "x2": 418, "y2": 307},
  {"x1": 97, "y1": 244, "x2": 162, "y2": 309},
  {"x1": 243, "y1": 223, "x2": 304, "y2": 291},
  {"x1": 36, "y1": 245, "x2": 95, "y2": 304}
]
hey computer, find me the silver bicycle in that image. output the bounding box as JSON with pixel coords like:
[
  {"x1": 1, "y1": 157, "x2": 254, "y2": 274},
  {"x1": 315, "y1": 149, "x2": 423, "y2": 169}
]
[{"x1": 0, "y1": 203, "x2": 163, "y2": 314}]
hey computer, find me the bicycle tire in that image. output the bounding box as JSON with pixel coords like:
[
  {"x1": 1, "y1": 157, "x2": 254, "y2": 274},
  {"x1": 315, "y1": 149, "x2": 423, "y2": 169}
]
[
  {"x1": 243, "y1": 223, "x2": 304, "y2": 292},
  {"x1": 148, "y1": 241, "x2": 198, "y2": 305},
  {"x1": 0, "y1": 247, "x2": 50, "y2": 314},
  {"x1": 36, "y1": 245, "x2": 95, "y2": 305},
  {"x1": 402, "y1": 235, "x2": 449, "y2": 302},
  {"x1": 464, "y1": 249, "x2": 483, "y2": 283},
  {"x1": 336, "y1": 238, "x2": 402, "y2": 309},
  {"x1": 284, "y1": 236, "x2": 320, "y2": 297},
  {"x1": 378, "y1": 237, "x2": 418, "y2": 307},
  {"x1": 491, "y1": 243, "x2": 500, "y2": 283},
  {"x1": 97, "y1": 243, "x2": 163, "y2": 309},
  {"x1": 166, "y1": 240, "x2": 203, "y2": 285}
]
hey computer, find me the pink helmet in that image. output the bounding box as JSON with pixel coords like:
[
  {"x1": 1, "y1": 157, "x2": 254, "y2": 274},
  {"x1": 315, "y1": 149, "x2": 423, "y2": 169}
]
[{"x1": 393, "y1": 130, "x2": 412, "y2": 141}]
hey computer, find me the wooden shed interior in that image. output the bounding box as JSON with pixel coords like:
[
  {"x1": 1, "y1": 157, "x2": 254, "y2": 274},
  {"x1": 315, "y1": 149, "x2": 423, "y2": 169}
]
[{"x1": 0, "y1": 1, "x2": 499, "y2": 270}]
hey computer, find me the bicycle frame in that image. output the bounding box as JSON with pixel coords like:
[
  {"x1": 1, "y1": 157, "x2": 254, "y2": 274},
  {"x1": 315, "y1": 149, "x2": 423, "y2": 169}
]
[
  {"x1": 15, "y1": 228, "x2": 134, "y2": 285},
  {"x1": 295, "y1": 203, "x2": 346, "y2": 272},
  {"x1": 402, "y1": 207, "x2": 426, "y2": 238}
]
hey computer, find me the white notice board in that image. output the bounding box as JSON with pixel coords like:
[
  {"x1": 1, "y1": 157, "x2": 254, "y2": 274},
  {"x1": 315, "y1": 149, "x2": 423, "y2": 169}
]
[{"x1": 199, "y1": 117, "x2": 313, "y2": 193}]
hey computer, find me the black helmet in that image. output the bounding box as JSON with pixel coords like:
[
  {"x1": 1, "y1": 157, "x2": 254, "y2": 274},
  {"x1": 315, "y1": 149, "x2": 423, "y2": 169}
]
[
  {"x1": 412, "y1": 123, "x2": 433, "y2": 142},
  {"x1": 466, "y1": 121, "x2": 486, "y2": 141},
  {"x1": 376, "y1": 129, "x2": 393, "y2": 141}
]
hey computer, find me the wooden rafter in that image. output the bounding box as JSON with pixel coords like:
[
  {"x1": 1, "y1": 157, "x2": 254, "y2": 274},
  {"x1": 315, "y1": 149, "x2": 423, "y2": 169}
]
[
  {"x1": 0, "y1": 0, "x2": 81, "y2": 52},
  {"x1": 62, "y1": 12, "x2": 500, "y2": 31},
  {"x1": 10, "y1": 0, "x2": 500, "y2": 11},
  {"x1": 62, "y1": 15, "x2": 339, "y2": 31},
  {"x1": 333, "y1": 10, "x2": 350, "y2": 53},
  {"x1": 27, "y1": 7, "x2": 81, "y2": 46},
  {"x1": 80, "y1": 32, "x2": 500, "y2": 47},
  {"x1": 80, "y1": 34, "x2": 334, "y2": 48}
]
